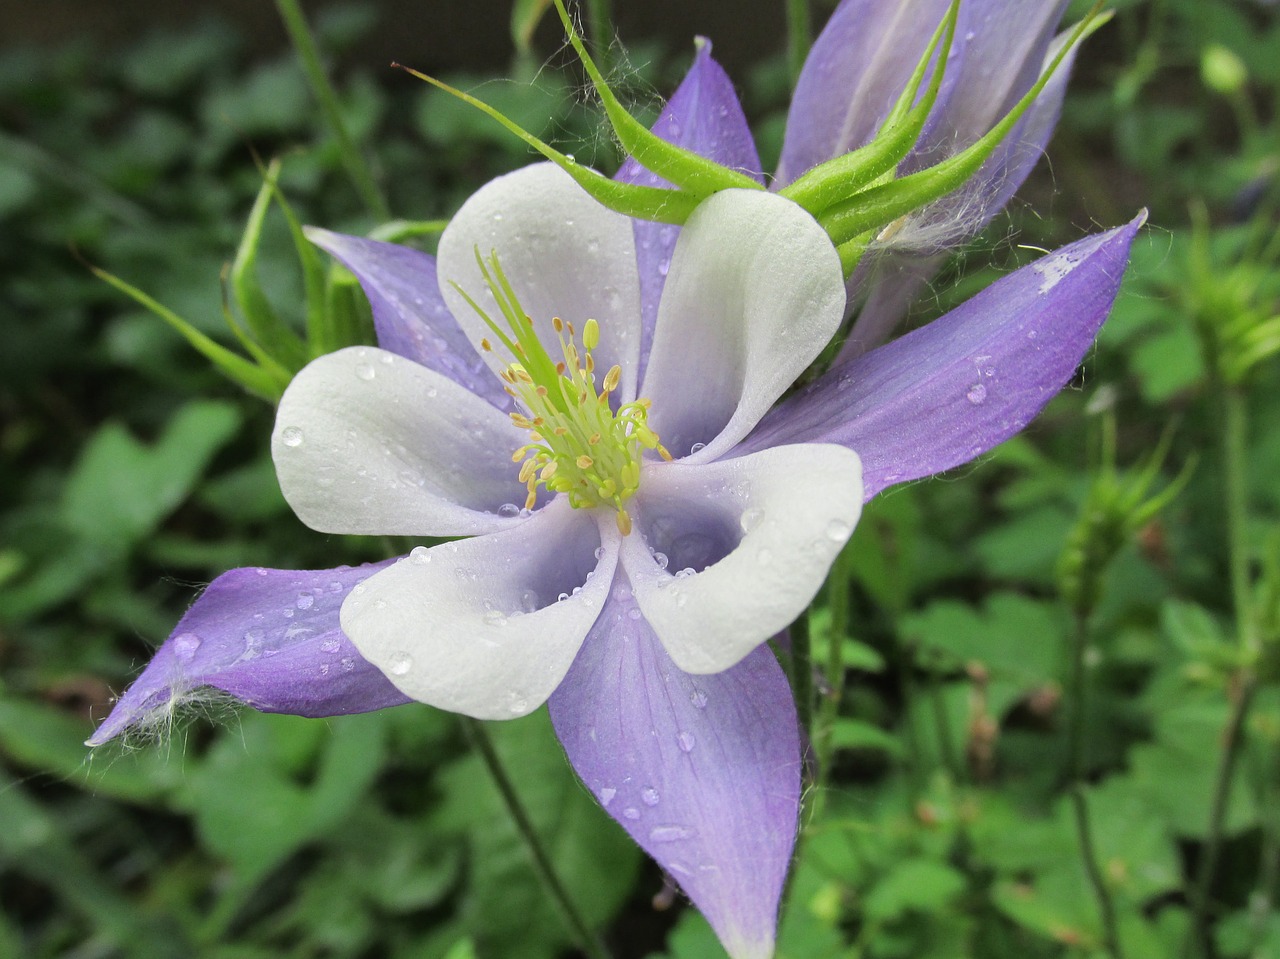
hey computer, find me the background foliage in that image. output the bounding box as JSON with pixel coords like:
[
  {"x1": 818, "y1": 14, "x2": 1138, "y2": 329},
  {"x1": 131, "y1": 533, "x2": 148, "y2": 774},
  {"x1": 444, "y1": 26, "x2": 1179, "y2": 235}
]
[{"x1": 1, "y1": 0, "x2": 1278, "y2": 956}]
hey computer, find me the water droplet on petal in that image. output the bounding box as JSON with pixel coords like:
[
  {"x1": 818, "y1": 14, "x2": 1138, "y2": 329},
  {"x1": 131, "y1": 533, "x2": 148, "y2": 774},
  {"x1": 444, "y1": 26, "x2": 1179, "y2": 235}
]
[
  {"x1": 388, "y1": 652, "x2": 413, "y2": 676},
  {"x1": 653, "y1": 551, "x2": 669, "y2": 570},
  {"x1": 627, "y1": 607, "x2": 643, "y2": 621},
  {"x1": 599, "y1": 787, "x2": 616, "y2": 806},
  {"x1": 296, "y1": 591, "x2": 315, "y2": 610},
  {"x1": 355, "y1": 362, "x2": 376, "y2": 381},
  {"x1": 280, "y1": 426, "x2": 304, "y2": 447},
  {"x1": 966, "y1": 383, "x2": 987, "y2": 405},
  {"x1": 689, "y1": 441, "x2": 706, "y2": 454},
  {"x1": 498, "y1": 503, "x2": 521, "y2": 519},
  {"x1": 410, "y1": 546, "x2": 432, "y2": 565},
  {"x1": 623, "y1": 807, "x2": 641, "y2": 820},
  {"x1": 677, "y1": 732, "x2": 696, "y2": 752},
  {"x1": 825, "y1": 519, "x2": 851, "y2": 542},
  {"x1": 641, "y1": 787, "x2": 660, "y2": 806},
  {"x1": 689, "y1": 687, "x2": 708, "y2": 709},
  {"x1": 739, "y1": 507, "x2": 765, "y2": 533},
  {"x1": 320, "y1": 638, "x2": 341, "y2": 654},
  {"x1": 649, "y1": 825, "x2": 696, "y2": 843},
  {"x1": 173, "y1": 633, "x2": 201, "y2": 661}
]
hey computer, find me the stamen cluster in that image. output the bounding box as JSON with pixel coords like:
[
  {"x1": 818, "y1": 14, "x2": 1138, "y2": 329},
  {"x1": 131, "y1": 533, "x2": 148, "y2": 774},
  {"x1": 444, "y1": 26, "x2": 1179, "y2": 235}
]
[{"x1": 454, "y1": 249, "x2": 671, "y2": 535}]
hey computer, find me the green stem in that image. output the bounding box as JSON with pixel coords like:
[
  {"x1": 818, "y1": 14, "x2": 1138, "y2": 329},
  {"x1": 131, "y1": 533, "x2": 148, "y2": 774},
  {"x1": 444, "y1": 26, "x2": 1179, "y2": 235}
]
[
  {"x1": 1066, "y1": 610, "x2": 1124, "y2": 959},
  {"x1": 461, "y1": 718, "x2": 613, "y2": 959},
  {"x1": 785, "y1": 0, "x2": 813, "y2": 89},
  {"x1": 1186, "y1": 385, "x2": 1259, "y2": 957},
  {"x1": 274, "y1": 0, "x2": 391, "y2": 221},
  {"x1": 791, "y1": 611, "x2": 814, "y2": 748},
  {"x1": 584, "y1": 0, "x2": 613, "y2": 77},
  {"x1": 816, "y1": 549, "x2": 852, "y2": 773}
]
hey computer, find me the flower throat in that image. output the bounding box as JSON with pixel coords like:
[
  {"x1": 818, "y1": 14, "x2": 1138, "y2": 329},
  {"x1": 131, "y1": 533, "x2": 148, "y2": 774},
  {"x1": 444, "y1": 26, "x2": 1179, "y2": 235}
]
[{"x1": 453, "y1": 250, "x2": 670, "y2": 535}]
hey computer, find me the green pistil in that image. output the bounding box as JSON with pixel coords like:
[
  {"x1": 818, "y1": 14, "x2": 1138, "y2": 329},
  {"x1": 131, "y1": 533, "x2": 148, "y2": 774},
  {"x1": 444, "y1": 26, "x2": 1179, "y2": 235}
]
[{"x1": 453, "y1": 249, "x2": 671, "y2": 534}]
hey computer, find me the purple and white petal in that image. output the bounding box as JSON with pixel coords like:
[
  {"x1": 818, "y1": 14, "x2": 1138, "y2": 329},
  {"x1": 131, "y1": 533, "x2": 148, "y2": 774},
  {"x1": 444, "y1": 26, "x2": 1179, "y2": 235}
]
[
  {"x1": 616, "y1": 40, "x2": 764, "y2": 381},
  {"x1": 641, "y1": 189, "x2": 844, "y2": 462},
  {"x1": 623, "y1": 443, "x2": 862, "y2": 674},
  {"x1": 776, "y1": 0, "x2": 958, "y2": 185},
  {"x1": 87, "y1": 561, "x2": 406, "y2": 746},
  {"x1": 273, "y1": 346, "x2": 528, "y2": 537},
  {"x1": 548, "y1": 576, "x2": 800, "y2": 959},
  {"x1": 741, "y1": 214, "x2": 1145, "y2": 498},
  {"x1": 436, "y1": 164, "x2": 644, "y2": 403},
  {"x1": 304, "y1": 228, "x2": 509, "y2": 409},
  {"x1": 341, "y1": 501, "x2": 618, "y2": 720}
]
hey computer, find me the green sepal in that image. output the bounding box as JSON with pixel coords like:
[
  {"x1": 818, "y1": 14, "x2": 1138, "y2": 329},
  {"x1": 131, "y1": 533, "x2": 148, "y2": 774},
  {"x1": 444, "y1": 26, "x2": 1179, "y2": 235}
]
[
  {"x1": 88, "y1": 264, "x2": 290, "y2": 402},
  {"x1": 821, "y1": 4, "x2": 1109, "y2": 256},
  {"x1": 780, "y1": 0, "x2": 960, "y2": 214},
  {"x1": 258, "y1": 163, "x2": 333, "y2": 358},
  {"x1": 394, "y1": 64, "x2": 702, "y2": 225},
  {"x1": 230, "y1": 159, "x2": 309, "y2": 371},
  {"x1": 550, "y1": 1, "x2": 763, "y2": 198}
]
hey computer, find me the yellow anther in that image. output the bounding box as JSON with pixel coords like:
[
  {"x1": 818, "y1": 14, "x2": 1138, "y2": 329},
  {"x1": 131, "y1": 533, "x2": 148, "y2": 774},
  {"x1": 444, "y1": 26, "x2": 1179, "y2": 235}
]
[
  {"x1": 576, "y1": 454, "x2": 594, "y2": 469},
  {"x1": 481, "y1": 338, "x2": 493, "y2": 352},
  {"x1": 583, "y1": 318, "x2": 600, "y2": 351},
  {"x1": 588, "y1": 433, "x2": 601, "y2": 445},
  {"x1": 616, "y1": 511, "x2": 632, "y2": 536},
  {"x1": 603, "y1": 366, "x2": 621, "y2": 392}
]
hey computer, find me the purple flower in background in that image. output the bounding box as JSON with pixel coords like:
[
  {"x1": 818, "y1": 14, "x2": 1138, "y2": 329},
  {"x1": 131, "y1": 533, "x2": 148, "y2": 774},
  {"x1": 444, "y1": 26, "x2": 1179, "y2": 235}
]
[{"x1": 91, "y1": 11, "x2": 1142, "y2": 959}]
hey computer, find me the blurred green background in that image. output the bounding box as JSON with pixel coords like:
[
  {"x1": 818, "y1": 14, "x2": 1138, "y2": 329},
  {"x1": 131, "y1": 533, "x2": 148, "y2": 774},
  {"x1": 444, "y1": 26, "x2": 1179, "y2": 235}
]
[{"x1": 2, "y1": 0, "x2": 1279, "y2": 957}]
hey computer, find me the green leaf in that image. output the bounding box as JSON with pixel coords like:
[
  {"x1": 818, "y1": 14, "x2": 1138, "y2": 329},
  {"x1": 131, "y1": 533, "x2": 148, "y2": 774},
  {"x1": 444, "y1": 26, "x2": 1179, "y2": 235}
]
[
  {"x1": 61, "y1": 401, "x2": 242, "y2": 550},
  {"x1": 863, "y1": 858, "x2": 967, "y2": 922}
]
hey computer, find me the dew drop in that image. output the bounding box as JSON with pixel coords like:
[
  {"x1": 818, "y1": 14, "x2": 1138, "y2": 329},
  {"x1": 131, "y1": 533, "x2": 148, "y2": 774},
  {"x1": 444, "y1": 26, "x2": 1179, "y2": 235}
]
[
  {"x1": 497, "y1": 502, "x2": 521, "y2": 519},
  {"x1": 410, "y1": 546, "x2": 432, "y2": 565},
  {"x1": 622, "y1": 807, "x2": 641, "y2": 820},
  {"x1": 354, "y1": 362, "x2": 376, "y2": 381},
  {"x1": 388, "y1": 652, "x2": 413, "y2": 676},
  {"x1": 508, "y1": 696, "x2": 528, "y2": 714},
  {"x1": 173, "y1": 633, "x2": 201, "y2": 661},
  {"x1": 674, "y1": 567, "x2": 696, "y2": 579},
  {"x1": 627, "y1": 607, "x2": 643, "y2": 621},
  {"x1": 296, "y1": 591, "x2": 315, "y2": 610},
  {"x1": 825, "y1": 519, "x2": 851, "y2": 542},
  {"x1": 689, "y1": 687, "x2": 708, "y2": 709},
  {"x1": 649, "y1": 825, "x2": 696, "y2": 843},
  {"x1": 966, "y1": 383, "x2": 987, "y2": 405},
  {"x1": 280, "y1": 426, "x2": 304, "y2": 447},
  {"x1": 320, "y1": 638, "x2": 341, "y2": 654},
  {"x1": 653, "y1": 551, "x2": 669, "y2": 570},
  {"x1": 557, "y1": 592, "x2": 570, "y2": 603},
  {"x1": 340, "y1": 657, "x2": 356, "y2": 672},
  {"x1": 739, "y1": 507, "x2": 765, "y2": 533},
  {"x1": 594, "y1": 545, "x2": 607, "y2": 560},
  {"x1": 677, "y1": 731, "x2": 696, "y2": 753},
  {"x1": 641, "y1": 787, "x2": 660, "y2": 807},
  {"x1": 599, "y1": 787, "x2": 616, "y2": 806},
  {"x1": 689, "y1": 441, "x2": 706, "y2": 454}
]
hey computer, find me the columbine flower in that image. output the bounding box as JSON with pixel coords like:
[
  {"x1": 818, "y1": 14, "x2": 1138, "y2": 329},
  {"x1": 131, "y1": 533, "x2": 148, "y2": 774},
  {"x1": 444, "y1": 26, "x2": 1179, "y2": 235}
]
[{"x1": 91, "y1": 26, "x2": 1142, "y2": 959}]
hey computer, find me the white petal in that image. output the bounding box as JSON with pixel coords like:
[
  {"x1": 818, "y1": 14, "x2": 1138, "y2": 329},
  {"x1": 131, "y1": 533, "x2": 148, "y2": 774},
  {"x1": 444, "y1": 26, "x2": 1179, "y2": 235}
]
[
  {"x1": 342, "y1": 501, "x2": 619, "y2": 719},
  {"x1": 641, "y1": 189, "x2": 845, "y2": 461},
  {"x1": 623, "y1": 444, "x2": 863, "y2": 674},
  {"x1": 273, "y1": 346, "x2": 528, "y2": 536},
  {"x1": 437, "y1": 163, "x2": 643, "y2": 403}
]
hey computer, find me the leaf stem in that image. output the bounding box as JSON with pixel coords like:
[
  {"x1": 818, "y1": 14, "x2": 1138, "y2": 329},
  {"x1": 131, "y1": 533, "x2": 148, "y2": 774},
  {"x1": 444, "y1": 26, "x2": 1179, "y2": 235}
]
[
  {"x1": 461, "y1": 718, "x2": 613, "y2": 959},
  {"x1": 274, "y1": 0, "x2": 391, "y2": 221},
  {"x1": 785, "y1": 0, "x2": 813, "y2": 89},
  {"x1": 1186, "y1": 384, "x2": 1259, "y2": 958},
  {"x1": 1066, "y1": 608, "x2": 1124, "y2": 959}
]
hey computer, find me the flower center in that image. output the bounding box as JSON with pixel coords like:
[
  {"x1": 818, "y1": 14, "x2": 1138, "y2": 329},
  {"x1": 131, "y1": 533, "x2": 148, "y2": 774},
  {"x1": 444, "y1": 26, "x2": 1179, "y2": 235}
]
[{"x1": 454, "y1": 249, "x2": 671, "y2": 535}]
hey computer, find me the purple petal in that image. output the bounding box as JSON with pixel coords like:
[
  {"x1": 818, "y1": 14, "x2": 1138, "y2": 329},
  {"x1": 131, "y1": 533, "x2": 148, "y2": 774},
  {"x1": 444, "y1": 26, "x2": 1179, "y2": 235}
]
[
  {"x1": 776, "y1": 0, "x2": 957, "y2": 185},
  {"x1": 304, "y1": 228, "x2": 510, "y2": 410},
  {"x1": 740, "y1": 214, "x2": 1145, "y2": 498},
  {"x1": 615, "y1": 41, "x2": 764, "y2": 381},
  {"x1": 88, "y1": 560, "x2": 408, "y2": 746},
  {"x1": 548, "y1": 573, "x2": 800, "y2": 959},
  {"x1": 910, "y1": 0, "x2": 1069, "y2": 164}
]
